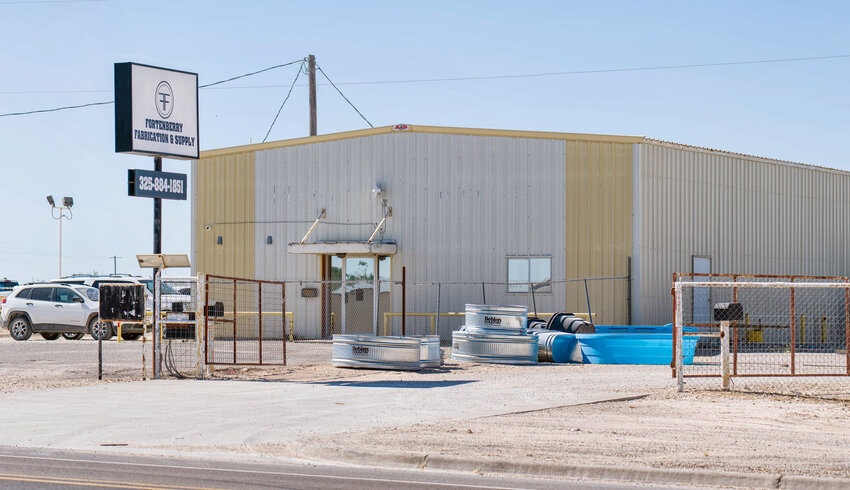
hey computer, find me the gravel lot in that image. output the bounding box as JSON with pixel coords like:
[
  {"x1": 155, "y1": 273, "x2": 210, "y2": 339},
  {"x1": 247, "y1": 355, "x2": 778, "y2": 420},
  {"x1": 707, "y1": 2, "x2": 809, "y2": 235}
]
[{"x1": 3, "y1": 331, "x2": 850, "y2": 481}]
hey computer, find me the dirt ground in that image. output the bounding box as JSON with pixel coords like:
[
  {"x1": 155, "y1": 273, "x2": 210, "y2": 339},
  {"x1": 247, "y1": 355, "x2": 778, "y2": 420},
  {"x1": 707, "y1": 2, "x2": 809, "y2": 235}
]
[
  {"x1": 3, "y1": 331, "x2": 850, "y2": 480},
  {"x1": 300, "y1": 383, "x2": 850, "y2": 480}
]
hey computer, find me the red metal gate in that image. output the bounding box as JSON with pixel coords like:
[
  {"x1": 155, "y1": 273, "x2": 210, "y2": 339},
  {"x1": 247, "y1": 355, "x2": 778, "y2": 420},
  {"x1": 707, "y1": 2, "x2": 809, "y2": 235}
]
[{"x1": 204, "y1": 274, "x2": 286, "y2": 365}]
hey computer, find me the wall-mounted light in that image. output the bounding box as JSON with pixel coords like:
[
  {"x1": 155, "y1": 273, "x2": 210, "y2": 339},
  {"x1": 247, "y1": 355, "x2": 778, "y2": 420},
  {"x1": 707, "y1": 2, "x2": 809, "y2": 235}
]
[
  {"x1": 266, "y1": 236, "x2": 273, "y2": 245},
  {"x1": 205, "y1": 225, "x2": 211, "y2": 231},
  {"x1": 371, "y1": 186, "x2": 383, "y2": 200},
  {"x1": 216, "y1": 236, "x2": 223, "y2": 245}
]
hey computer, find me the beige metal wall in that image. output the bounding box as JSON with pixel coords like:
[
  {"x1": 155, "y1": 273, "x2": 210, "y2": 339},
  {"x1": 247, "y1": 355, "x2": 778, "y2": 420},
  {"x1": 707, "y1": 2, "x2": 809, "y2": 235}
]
[
  {"x1": 192, "y1": 151, "x2": 256, "y2": 278},
  {"x1": 564, "y1": 141, "x2": 633, "y2": 324},
  {"x1": 635, "y1": 141, "x2": 850, "y2": 325}
]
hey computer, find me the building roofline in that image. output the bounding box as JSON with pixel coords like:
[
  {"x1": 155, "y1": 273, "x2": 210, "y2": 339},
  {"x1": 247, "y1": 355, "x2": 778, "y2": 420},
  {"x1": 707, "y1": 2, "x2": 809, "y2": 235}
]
[
  {"x1": 197, "y1": 124, "x2": 848, "y2": 176},
  {"x1": 644, "y1": 138, "x2": 850, "y2": 177},
  {"x1": 198, "y1": 124, "x2": 645, "y2": 158}
]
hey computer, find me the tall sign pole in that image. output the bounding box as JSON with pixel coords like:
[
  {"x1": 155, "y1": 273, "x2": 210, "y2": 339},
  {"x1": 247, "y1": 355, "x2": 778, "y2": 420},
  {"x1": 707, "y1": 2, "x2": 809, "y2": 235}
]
[
  {"x1": 308, "y1": 54, "x2": 317, "y2": 136},
  {"x1": 153, "y1": 155, "x2": 162, "y2": 377},
  {"x1": 115, "y1": 62, "x2": 198, "y2": 380}
]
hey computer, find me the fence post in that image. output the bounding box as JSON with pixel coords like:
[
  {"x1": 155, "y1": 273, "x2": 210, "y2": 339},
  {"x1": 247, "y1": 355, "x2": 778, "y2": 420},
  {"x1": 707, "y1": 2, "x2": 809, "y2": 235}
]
[
  {"x1": 481, "y1": 282, "x2": 486, "y2": 304},
  {"x1": 233, "y1": 278, "x2": 237, "y2": 365},
  {"x1": 790, "y1": 281, "x2": 796, "y2": 375},
  {"x1": 258, "y1": 281, "x2": 263, "y2": 365},
  {"x1": 282, "y1": 281, "x2": 287, "y2": 365},
  {"x1": 530, "y1": 281, "x2": 537, "y2": 317},
  {"x1": 584, "y1": 279, "x2": 593, "y2": 324},
  {"x1": 436, "y1": 283, "x2": 441, "y2": 337},
  {"x1": 721, "y1": 320, "x2": 731, "y2": 391},
  {"x1": 197, "y1": 273, "x2": 206, "y2": 379},
  {"x1": 671, "y1": 273, "x2": 677, "y2": 379},
  {"x1": 401, "y1": 267, "x2": 406, "y2": 336},
  {"x1": 373, "y1": 259, "x2": 380, "y2": 336},
  {"x1": 627, "y1": 256, "x2": 632, "y2": 325},
  {"x1": 675, "y1": 282, "x2": 684, "y2": 392}
]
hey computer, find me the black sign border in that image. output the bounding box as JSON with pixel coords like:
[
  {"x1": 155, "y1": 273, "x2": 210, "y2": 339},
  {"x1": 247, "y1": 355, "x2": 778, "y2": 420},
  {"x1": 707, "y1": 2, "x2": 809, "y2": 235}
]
[{"x1": 114, "y1": 62, "x2": 200, "y2": 160}]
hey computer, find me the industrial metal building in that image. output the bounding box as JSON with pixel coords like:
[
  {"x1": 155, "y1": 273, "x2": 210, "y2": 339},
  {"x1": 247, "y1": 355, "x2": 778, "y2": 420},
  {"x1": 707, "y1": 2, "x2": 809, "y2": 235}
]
[{"x1": 191, "y1": 124, "x2": 850, "y2": 338}]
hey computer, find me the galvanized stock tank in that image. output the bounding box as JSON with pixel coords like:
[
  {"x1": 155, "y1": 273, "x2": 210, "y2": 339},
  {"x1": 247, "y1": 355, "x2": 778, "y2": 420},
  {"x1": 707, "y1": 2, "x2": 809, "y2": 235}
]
[
  {"x1": 451, "y1": 330, "x2": 538, "y2": 364},
  {"x1": 464, "y1": 304, "x2": 528, "y2": 334},
  {"x1": 332, "y1": 334, "x2": 442, "y2": 370},
  {"x1": 417, "y1": 335, "x2": 442, "y2": 368}
]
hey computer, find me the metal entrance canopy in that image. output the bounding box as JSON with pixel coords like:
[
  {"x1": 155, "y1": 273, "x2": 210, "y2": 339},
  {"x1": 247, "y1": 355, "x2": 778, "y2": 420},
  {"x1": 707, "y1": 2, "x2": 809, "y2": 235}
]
[{"x1": 286, "y1": 240, "x2": 397, "y2": 255}]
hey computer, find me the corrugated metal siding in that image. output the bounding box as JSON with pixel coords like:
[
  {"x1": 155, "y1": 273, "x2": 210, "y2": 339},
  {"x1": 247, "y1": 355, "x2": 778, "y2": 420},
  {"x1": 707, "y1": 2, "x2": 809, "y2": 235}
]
[
  {"x1": 564, "y1": 141, "x2": 633, "y2": 324},
  {"x1": 637, "y1": 142, "x2": 850, "y2": 325},
  {"x1": 252, "y1": 133, "x2": 578, "y2": 335},
  {"x1": 193, "y1": 152, "x2": 255, "y2": 278},
  {"x1": 247, "y1": 132, "x2": 636, "y2": 332}
]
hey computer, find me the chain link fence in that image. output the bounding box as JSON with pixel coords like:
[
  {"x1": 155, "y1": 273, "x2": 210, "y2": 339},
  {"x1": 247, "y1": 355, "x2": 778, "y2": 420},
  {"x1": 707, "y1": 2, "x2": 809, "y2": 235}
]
[
  {"x1": 281, "y1": 276, "x2": 628, "y2": 347},
  {"x1": 674, "y1": 274, "x2": 850, "y2": 400}
]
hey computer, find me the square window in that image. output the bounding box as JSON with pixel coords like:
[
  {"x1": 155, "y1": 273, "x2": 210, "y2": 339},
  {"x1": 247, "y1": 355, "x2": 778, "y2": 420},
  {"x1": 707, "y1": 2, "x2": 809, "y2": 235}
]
[{"x1": 507, "y1": 257, "x2": 551, "y2": 294}]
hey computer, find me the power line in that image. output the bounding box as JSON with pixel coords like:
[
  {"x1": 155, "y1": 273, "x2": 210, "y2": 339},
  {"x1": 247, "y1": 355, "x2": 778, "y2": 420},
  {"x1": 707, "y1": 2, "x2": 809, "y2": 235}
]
[
  {"x1": 0, "y1": 59, "x2": 304, "y2": 118},
  {"x1": 316, "y1": 64, "x2": 373, "y2": 128},
  {"x1": 0, "y1": 100, "x2": 112, "y2": 117},
  {"x1": 0, "y1": 0, "x2": 104, "y2": 4},
  {"x1": 199, "y1": 59, "x2": 303, "y2": 89},
  {"x1": 3, "y1": 53, "x2": 849, "y2": 117},
  {"x1": 262, "y1": 61, "x2": 305, "y2": 143}
]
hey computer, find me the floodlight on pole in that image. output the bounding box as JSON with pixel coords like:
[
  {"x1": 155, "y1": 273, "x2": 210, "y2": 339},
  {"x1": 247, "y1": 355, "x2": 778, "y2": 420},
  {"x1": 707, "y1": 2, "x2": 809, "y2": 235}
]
[{"x1": 47, "y1": 194, "x2": 73, "y2": 277}]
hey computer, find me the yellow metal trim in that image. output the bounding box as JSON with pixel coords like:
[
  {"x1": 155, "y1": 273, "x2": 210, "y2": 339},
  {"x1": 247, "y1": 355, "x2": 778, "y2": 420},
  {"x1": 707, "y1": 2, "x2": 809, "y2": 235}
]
[
  {"x1": 199, "y1": 126, "x2": 395, "y2": 158},
  {"x1": 411, "y1": 125, "x2": 644, "y2": 144},
  {"x1": 199, "y1": 125, "x2": 645, "y2": 158}
]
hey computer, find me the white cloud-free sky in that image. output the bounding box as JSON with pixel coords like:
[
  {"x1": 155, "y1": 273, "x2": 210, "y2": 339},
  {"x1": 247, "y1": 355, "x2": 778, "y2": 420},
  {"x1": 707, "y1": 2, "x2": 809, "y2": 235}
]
[{"x1": 2, "y1": 0, "x2": 849, "y2": 283}]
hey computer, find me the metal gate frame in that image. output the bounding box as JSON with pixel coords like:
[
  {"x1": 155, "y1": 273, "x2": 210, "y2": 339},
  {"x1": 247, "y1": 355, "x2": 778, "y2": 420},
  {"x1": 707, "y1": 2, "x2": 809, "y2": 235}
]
[{"x1": 204, "y1": 274, "x2": 287, "y2": 366}]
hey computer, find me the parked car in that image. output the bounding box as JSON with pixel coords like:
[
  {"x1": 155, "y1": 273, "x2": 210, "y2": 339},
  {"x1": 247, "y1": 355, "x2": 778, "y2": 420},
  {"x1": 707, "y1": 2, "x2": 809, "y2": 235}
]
[
  {"x1": 1, "y1": 284, "x2": 107, "y2": 341},
  {"x1": 50, "y1": 274, "x2": 191, "y2": 315}
]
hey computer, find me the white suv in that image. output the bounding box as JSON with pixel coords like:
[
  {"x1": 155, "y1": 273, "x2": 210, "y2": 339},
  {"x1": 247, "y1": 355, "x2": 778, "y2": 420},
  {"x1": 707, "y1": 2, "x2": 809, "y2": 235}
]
[{"x1": 1, "y1": 284, "x2": 105, "y2": 341}]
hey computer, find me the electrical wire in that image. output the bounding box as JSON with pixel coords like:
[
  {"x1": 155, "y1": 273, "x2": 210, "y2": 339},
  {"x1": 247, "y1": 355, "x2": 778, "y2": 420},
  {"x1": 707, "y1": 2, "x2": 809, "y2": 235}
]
[
  {"x1": 316, "y1": 64, "x2": 373, "y2": 128},
  {"x1": 200, "y1": 59, "x2": 303, "y2": 89},
  {"x1": 0, "y1": 59, "x2": 304, "y2": 118},
  {"x1": 262, "y1": 61, "x2": 304, "y2": 143},
  {"x1": 0, "y1": 100, "x2": 112, "y2": 117},
  {"x1": 3, "y1": 53, "x2": 849, "y2": 117}
]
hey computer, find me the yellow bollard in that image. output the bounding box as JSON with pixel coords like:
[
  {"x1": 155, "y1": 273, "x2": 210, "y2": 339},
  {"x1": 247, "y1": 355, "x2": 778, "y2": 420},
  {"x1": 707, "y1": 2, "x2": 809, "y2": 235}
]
[
  {"x1": 800, "y1": 314, "x2": 806, "y2": 345},
  {"x1": 117, "y1": 322, "x2": 122, "y2": 343}
]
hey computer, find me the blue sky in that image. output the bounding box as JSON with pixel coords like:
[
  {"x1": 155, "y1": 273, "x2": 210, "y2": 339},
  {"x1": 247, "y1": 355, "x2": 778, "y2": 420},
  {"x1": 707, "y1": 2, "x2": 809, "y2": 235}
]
[{"x1": 2, "y1": 0, "x2": 849, "y2": 282}]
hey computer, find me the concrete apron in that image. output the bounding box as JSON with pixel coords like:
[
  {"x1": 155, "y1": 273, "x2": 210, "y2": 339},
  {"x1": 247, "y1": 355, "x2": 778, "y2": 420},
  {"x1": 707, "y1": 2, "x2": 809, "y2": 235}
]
[{"x1": 0, "y1": 367, "x2": 667, "y2": 453}]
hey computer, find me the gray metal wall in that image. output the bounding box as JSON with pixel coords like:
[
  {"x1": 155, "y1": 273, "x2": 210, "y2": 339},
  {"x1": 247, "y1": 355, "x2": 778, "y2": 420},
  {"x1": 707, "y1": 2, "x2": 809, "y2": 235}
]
[
  {"x1": 252, "y1": 132, "x2": 569, "y2": 336},
  {"x1": 634, "y1": 140, "x2": 850, "y2": 325}
]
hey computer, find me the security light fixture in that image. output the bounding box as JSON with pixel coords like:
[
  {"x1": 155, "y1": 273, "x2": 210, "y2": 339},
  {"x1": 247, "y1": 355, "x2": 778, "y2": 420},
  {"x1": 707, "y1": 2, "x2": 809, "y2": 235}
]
[
  {"x1": 47, "y1": 193, "x2": 73, "y2": 276},
  {"x1": 217, "y1": 236, "x2": 223, "y2": 245}
]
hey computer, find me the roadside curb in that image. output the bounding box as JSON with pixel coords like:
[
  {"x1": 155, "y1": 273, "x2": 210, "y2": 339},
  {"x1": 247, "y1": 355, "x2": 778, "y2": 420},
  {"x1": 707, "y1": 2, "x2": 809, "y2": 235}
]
[{"x1": 292, "y1": 443, "x2": 848, "y2": 489}]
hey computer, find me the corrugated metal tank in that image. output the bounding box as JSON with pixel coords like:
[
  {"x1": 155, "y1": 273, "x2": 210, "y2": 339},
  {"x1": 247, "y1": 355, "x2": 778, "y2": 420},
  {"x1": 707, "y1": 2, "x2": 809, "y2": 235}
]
[{"x1": 634, "y1": 140, "x2": 850, "y2": 325}]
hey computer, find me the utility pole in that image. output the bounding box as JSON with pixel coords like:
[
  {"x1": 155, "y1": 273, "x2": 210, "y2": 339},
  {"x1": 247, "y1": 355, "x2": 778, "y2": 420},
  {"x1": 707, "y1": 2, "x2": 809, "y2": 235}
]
[
  {"x1": 110, "y1": 256, "x2": 122, "y2": 274},
  {"x1": 308, "y1": 54, "x2": 317, "y2": 136}
]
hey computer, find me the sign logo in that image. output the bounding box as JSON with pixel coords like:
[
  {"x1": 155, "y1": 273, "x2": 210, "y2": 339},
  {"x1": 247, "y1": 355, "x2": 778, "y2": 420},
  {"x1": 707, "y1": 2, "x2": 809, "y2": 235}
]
[{"x1": 155, "y1": 81, "x2": 174, "y2": 119}]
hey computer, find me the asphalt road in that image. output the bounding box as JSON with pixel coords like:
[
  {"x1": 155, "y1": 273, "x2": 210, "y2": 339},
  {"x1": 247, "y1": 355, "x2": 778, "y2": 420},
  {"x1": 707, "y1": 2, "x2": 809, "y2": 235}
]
[{"x1": 0, "y1": 447, "x2": 701, "y2": 490}]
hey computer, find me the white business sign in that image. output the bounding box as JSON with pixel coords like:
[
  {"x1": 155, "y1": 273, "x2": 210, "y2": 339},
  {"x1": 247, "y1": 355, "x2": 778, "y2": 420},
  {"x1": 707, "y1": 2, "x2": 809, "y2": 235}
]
[{"x1": 115, "y1": 63, "x2": 199, "y2": 159}]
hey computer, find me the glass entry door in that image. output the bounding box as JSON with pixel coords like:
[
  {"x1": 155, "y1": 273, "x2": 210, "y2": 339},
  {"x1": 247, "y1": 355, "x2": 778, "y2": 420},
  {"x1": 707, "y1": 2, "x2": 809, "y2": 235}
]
[{"x1": 327, "y1": 256, "x2": 391, "y2": 335}]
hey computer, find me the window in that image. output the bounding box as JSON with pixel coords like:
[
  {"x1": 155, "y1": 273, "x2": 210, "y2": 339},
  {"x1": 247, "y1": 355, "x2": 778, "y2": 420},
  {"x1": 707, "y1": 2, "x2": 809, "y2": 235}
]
[
  {"x1": 54, "y1": 287, "x2": 81, "y2": 303},
  {"x1": 29, "y1": 287, "x2": 53, "y2": 302},
  {"x1": 507, "y1": 257, "x2": 552, "y2": 293},
  {"x1": 15, "y1": 288, "x2": 32, "y2": 299}
]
